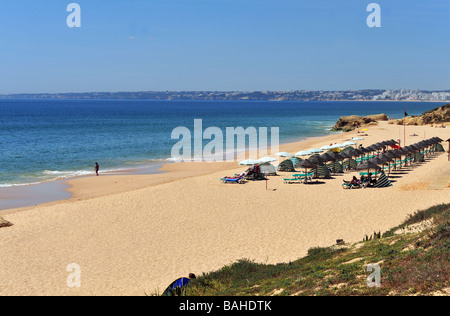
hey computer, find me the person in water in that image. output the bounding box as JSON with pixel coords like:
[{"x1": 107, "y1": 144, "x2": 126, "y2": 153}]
[{"x1": 95, "y1": 162, "x2": 99, "y2": 176}]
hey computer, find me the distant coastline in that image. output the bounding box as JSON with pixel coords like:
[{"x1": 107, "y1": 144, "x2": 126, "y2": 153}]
[{"x1": 1, "y1": 89, "x2": 450, "y2": 102}]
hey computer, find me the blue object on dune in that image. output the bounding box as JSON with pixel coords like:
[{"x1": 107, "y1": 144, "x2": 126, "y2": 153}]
[
  {"x1": 162, "y1": 277, "x2": 191, "y2": 296},
  {"x1": 171, "y1": 278, "x2": 190, "y2": 289}
]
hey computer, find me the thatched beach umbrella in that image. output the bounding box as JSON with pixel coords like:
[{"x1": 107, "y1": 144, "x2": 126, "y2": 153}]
[
  {"x1": 360, "y1": 147, "x2": 371, "y2": 154},
  {"x1": 420, "y1": 140, "x2": 433, "y2": 157},
  {"x1": 403, "y1": 146, "x2": 416, "y2": 164},
  {"x1": 427, "y1": 138, "x2": 440, "y2": 153},
  {"x1": 369, "y1": 156, "x2": 389, "y2": 175},
  {"x1": 320, "y1": 152, "x2": 334, "y2": 162},
  {"x1": 447, "y1": 138, "x2": 450, "y2": 160},
  {"x1": 361, "y1": 146, "x2": 374, "y2": 163},
  {"x1": 356, "y1": 160, "x2": 381, "y2": 179},
  {"x1": 308, "y1": 155, "x2": 325, "y2": 177},
  {"x1": 366, "y1": 145, "x2": 379, "y2": 153},
  {"x1": 395, "y1": 148, "x2": 411, "y2": 167},
  {"x1": 350, "y1": 148, "x2": 366, "y2": 159},
  {"x1": 386, "y1": 149, "x2": 403, "y2": 170},
  {"x1": 340, "y1": 151, "x2": 353, "y2": 159},
  {"x1": 403, "y1": 146, "x2": 414, "y2": 153},
  {"x1": 327, "y1": 151, "x2": 343, "y2": 173},
  {"x1": 290, "y1": 157, "x2": 303, "y2": 168},
  {"x1": 374, "y1": 142, "x2": 386, "y2": 150},
  {"x1": 389, "y1": 139, "x2": 399, "y2": 145},
  {"x1": 405, "y1": 145, "x2": 420, "y2": 164},
  {"x1": 296, "y1": 159, "x2": 317, "y2": 184},
  {"x1": 410, "y1": 144, "x2": 421, "y2": 152},
  {"x1": 348, "y1": 149, "x2": 361, "y2": 157},
  {"x1": 339, "y1": 151, "x2": 356, "y2": 171},
  {"x1": 377, "y1": 153, "x2": 395, "y2": 174}
]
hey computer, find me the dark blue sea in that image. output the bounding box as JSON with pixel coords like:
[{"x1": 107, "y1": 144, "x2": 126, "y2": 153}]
[{"x1": 0, "y1": 99, "x2": 444, "y2": 187}]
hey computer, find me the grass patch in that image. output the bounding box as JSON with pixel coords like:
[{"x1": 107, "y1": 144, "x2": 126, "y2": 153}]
[{"x1": 178, "y1": 203, "x2": 450, "y2": 296}]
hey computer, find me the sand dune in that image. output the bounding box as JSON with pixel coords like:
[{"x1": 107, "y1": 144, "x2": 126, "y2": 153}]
[{"x1": 0, "y1": 121, "x2": 449, "y2": 296}]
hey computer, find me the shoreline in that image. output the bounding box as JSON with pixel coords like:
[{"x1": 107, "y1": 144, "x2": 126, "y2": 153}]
[
  {"x1": 0, "y1": 128, "x2": 340, "y2": 214},
  {"x1": 0, "y1": 121, "x2": 449, "y2": 296},
  {"x1": 0, "y1": 161, "x2": 171, "y2": 214},
  {"x1": 2, "y1": 118, "x2": 445, "y2": 214},
  {"x1": 1, "y1": 100, "x2": 445, "y2": 212}
]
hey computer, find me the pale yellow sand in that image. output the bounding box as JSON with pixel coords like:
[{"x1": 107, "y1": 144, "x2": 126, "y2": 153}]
[{"x1": 0, "y1": 121, "x2": 449, "y2": 296}]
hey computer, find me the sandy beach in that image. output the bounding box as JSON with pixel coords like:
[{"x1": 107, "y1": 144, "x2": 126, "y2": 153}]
[{"x1": 0, "y1": 121, "x2": 449, "y2": 296}]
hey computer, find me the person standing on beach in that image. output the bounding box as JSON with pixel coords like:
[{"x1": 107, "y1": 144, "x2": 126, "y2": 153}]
[{"x1": 95, "y1": 162, "x2": 99, "y2": 176}]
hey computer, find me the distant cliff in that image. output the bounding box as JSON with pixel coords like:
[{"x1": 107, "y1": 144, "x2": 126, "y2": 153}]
[
  {"x1": 332, "y1": 113, "x2": 389, "y2": 132},
  {"x1": 1, "y1": 89, "x2": 449, "y2": 102},
  {"x1": 389, "y1": 104, "x2": 450, "y2": 126}
]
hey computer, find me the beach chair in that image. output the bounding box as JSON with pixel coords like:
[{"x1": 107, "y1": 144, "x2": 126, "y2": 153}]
[
  {"x1": 283, "y1": 177, "x2": 306, "y2": 184},
  {"x1": 292, "y1": 172, "x2": 314, "y2": 178},
  {"x1": 220, "y1": 176, "x2": 245, "y2": 184},
  {"x1": 359, "y1": 171, "x2": 381, "y2": 176},
  {"x1": 342, "y1": 179, "x2": 368, "y2": 189},
  {"x1": 283, "y1": 173, "x2": 313, "y2": 184}
]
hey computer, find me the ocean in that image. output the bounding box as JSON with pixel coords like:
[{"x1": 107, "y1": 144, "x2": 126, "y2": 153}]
[{"x1": 0, "y1": 99, "x2": 444, "y2": 188}]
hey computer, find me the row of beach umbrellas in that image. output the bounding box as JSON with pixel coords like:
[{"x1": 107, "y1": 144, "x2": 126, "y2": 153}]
[
  {"x1": 238, "y1": 137, "x2": 368, "y2": 166},
  {"x1": 292, "y1": 137, "x2": 444, "y2": 182},
  {"x1": 239, "y1": 137, "x2": 444, "y2": 170},
  {"x1": 354, "y1": 137, "x2": 445, "y2": 175}
]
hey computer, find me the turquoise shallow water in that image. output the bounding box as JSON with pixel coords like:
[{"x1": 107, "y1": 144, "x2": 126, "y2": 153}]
[{"x1": 0, "y1": 99, "x2": 443, "y2": 187}]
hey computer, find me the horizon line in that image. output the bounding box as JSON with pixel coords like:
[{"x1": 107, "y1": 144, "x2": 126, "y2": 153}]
[{"x1": 2, "y1": 88, "x2": 450, "y2": 95}]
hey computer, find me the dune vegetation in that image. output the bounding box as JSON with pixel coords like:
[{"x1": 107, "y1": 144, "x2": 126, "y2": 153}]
[{"x1": 181, "y1": 203, "x2": 450, "y2": 296}]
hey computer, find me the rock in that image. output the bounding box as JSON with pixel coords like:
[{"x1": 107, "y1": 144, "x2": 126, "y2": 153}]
[
  {"x1": 391, "y1": 104, "x2": 450, "y2": 126},
  {"x1": 0, "y1": 216, "x2": 13, "y2": 228},
  {"x1": 332, "y1": 113, "x2": 388, "y2": 132},
  {"x1": 421, "y1": 104, "x2": 450, "y2": 124},
  {"x1": 366, "y1": 113, "x2": 389, "y2": 121}
]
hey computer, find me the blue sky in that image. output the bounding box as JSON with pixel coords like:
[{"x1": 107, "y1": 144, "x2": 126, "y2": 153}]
[{"x1": 0, "y1": 0, "x2": 449, "y2": 93}]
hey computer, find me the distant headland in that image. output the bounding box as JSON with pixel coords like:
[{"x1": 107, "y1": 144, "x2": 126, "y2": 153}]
[{"x1": 1, "y1": 89, "x2": 450, "y2": 102}]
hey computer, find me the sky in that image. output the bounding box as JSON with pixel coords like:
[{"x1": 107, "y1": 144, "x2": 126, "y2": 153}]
[{"x1": 0, "y1": 0, "x2": 449, "y2": 94}]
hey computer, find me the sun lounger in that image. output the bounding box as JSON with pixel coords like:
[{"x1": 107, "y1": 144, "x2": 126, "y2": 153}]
[
  {"x1": 283, "y1": 176, "x2": 307, "y2": 184},
  {"x1": 292, "y1": 173, "x2": 314, "y2": 178},
  {"x1": 220, "y1": 176, "x2": 245, "y2": 184},
  {"x1": 342, "y1": 179, "x2": 368, "y2": 189},
  {"x1": 283, "y1": 172, "x2": 314, "y2": 184},
  {"x1": 358, "y1": 171, "x2": 381, "y2": 176}
]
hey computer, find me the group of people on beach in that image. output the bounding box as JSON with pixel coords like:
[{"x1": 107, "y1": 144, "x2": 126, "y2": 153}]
[{"x1": 349, "y1": 173, "x2": 377, "y2": 187}]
